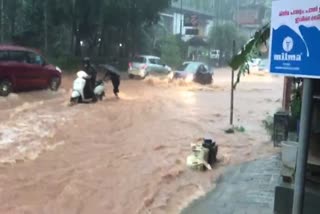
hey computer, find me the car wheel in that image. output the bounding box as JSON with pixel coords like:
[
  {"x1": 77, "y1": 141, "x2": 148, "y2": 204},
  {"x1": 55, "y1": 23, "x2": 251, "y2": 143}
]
[
  {"x1": 49, "y1": 77, "x2": 60, "y2": 91},
  {"x1": 129, "y1": 74, "x2": 134, "y2": 79},
  {"x1": 142, "y1": 72, "x2": 149, "y2": 79},
  {"x1": 0, "y1": 80, "x2": 12, "y2": 97}
]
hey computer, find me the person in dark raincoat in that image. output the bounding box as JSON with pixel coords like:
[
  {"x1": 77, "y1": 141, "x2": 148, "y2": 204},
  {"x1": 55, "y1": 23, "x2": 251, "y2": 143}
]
[{"x1": 82, "y1": 57, "x2": 97, "y2": 99}]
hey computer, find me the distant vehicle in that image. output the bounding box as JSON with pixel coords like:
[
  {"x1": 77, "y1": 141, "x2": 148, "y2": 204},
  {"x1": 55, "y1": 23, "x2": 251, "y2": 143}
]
[
  {"x1": 258, "y1": 59, "x2": 269, "y2": 73},
  {"x1": 210, "y1": 49, "x2": 220, "y2": 59},
  {"x1": 248, "y1": 58, "x2": 261, "y2": 72},
  {"x1": 0, "y1": 45, "x2": 62, "y2": 97},
  {"x1": 128, "y1": 55, "x2": 172, "y2": 79},
  {"x1": 172, "y1": 62, "x2": 213, "y2": 84}
]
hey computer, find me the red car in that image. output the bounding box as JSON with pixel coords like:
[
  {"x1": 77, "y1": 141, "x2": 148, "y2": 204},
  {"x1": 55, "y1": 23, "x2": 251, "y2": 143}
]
[{"x1": 0, "y1": 45, "x2": 62, "y2": 96}]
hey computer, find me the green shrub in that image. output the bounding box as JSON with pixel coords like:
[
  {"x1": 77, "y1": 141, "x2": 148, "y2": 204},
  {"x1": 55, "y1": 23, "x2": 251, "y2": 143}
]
[
  {"x1": 160, "y1": 35, "x2": 184, "y2": 69},
  {"x1": 262, "y1": 115, "x2": 274, "y2": 139}
]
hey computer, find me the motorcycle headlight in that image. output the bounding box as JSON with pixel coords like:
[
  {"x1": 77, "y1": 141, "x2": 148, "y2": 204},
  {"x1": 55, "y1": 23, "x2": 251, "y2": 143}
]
[
  {"x1": 185, "y1": 74, "x2": 194, "y2": 82},
  {"x1": 56, "y1": 66, "x2": 62, "y2": 73}
]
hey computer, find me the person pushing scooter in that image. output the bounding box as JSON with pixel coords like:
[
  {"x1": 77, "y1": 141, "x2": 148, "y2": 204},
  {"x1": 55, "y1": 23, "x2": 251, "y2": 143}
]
[{"x1": 102, "y1": 60, "x2": 121, "y2": 98}]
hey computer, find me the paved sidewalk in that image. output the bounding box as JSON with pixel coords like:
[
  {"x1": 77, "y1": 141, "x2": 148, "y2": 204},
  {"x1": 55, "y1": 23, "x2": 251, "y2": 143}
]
[{"x1": 182, "y1": 155, "x2": 281, "y2": 214}]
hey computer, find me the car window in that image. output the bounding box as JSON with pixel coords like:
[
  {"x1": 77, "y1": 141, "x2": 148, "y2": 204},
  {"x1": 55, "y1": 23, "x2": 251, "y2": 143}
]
[
  {"x1": 9, "y1": 51, "x2": 28, "y2": 63},
  {"x1": 133, "y1": 56, "x2": 146, "y2": 63},
  {"x1": 0, "y1": 51, "x2": 9, "y2": 61},
  {"x1": 157, "y1": 59, "x2": 163, "y2": 65},
  {"x1": 178, "y1": 63, "x2": 189, "y2": 71},
  {"x1": 149, "y1": 58, "x2": 161, "y2": 65},
  {"x1": 198, "y1": 64, "x2": 208, "y2": 73},
  {"x1": 149, "y1": 58, "x2": 157, "y2": 64},
  {"x1": 27, "y1": 52, "x2": 44, "y2": 65},
  {"x1": 184, "y1": 63, "x2": 200, "y2": 73}
]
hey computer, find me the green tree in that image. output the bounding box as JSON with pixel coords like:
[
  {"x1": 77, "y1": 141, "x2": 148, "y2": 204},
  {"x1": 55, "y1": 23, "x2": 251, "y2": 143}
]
[
  {"x1": 1, "y1": 0, "x2": 171, "y2": 59},
  {"x1": 229, "y1": 23, "x2": 270, "y2": 88},
  {"x1": 159, "y1": 35, "x2": 184, "y2": 68},
  {"x1": 209, "y1": 23, "x2": 248, "y2": 63}
]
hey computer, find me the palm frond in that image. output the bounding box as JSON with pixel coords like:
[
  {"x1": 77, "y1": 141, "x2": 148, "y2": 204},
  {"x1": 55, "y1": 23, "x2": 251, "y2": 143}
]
[{"x1": 229, "y1": 23, "x2": 271, "y2": 89}]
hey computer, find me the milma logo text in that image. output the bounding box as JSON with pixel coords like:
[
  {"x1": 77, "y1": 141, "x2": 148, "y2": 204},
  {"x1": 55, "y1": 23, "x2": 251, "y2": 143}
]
[{"x1": 273, "y1": 36, "x2": 302, "y2": 61}]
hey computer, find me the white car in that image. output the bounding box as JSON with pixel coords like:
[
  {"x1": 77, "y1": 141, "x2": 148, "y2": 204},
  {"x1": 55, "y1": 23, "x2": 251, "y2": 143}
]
[
  {"x1": 248, "y1": 58, "x2": 261, "y2": 72},
  {"x1": 258, "y1": 59, "x2": 269, "y2": 73},
  {"x1": 128, "y1": 55, "x2": 171, "y2": 79}
]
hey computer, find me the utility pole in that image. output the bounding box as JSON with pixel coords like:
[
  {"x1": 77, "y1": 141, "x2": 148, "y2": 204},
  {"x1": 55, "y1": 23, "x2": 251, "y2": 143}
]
[
  {"x1": 292, "y1": 79, "x2": 313, "y2": 214},
  {"x1": 230, "y1": 40, "x2": 236, "y2": 126}
]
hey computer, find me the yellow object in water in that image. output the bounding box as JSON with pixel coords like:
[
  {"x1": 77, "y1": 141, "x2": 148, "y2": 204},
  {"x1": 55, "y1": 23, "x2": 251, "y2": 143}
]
[{"x1": 186, "y1": 145, "x2": 211, "y2": 171}]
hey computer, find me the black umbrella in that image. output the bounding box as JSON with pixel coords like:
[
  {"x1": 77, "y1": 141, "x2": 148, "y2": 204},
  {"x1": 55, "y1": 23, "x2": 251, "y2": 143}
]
[{"x1": 99, "y1": 64, "x2": 120, "y2": 76}]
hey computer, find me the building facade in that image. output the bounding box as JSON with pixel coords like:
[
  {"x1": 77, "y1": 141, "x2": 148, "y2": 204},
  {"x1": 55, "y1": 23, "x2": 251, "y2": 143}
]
[{"x1": 160, "y1": 0, "x2": 215, "y2": 40}]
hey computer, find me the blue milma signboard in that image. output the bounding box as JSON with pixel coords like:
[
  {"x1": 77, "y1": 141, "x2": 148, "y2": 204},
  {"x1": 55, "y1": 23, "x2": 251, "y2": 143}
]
[{"x1": 270, "y1": 0, "x2": 320, "y2": 78}]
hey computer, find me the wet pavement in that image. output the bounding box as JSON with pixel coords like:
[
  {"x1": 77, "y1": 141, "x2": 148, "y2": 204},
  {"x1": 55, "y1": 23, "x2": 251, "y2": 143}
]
[{"x1": 182, "y1": 155, "x2": 281, "y2": 214}]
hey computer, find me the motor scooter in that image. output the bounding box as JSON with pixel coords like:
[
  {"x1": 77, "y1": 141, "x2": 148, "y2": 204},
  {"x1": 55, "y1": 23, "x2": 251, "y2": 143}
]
[{"x1": 70, "y1": 70, "x2": 105, "y2": 105}]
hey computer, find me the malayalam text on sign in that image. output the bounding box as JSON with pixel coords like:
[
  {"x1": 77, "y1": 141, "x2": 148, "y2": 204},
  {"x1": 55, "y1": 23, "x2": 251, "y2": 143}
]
[{"x1": 270, "y1": 0, "x2": 320, "y2": 78}]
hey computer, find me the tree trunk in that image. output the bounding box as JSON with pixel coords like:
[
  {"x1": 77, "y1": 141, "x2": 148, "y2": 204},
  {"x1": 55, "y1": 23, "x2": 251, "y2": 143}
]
[
  {"x1": 70, "y1": 0, "x2": 76, "y2": 55},
  {"x1": 0, "y1": 0, "x2": 4, "y2": 43},
  {"x1": 99, "y1": 25, "x2": 105, "y2": 56},
  {"x1": 10, "y1": 16, "x2": 16, "y2": 39},
  {"x1": 71, "y1": 20, "x2": 76, "y2": 55},
  {"x1": 44, "y1": 0, "x2": 48, "y2": 54},
  {"x1": 75, "y1": 25, "x2": 81, "y2": 56},
  {"x1": 9, "y1": 0, "x2": 17, "y2": 40}
]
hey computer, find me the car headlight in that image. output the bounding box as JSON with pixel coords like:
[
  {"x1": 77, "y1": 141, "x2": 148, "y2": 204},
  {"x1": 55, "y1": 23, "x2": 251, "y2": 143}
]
[
  {"x1": 56, "y1": 66, "x2": 62, "y2": 73},
  {"x1": 185, "y1": 74, "x2": 194, "y2": 82},
  {"x1": 168, "y1": 72, "x2": 174, "y2": 80},
  {"x1": 140, "y1": 69, "x2": 146, "y2": 75}
]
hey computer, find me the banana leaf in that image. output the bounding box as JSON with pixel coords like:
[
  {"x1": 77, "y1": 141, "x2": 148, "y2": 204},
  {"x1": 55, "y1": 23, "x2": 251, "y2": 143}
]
[{"x1": 229, "y1": 23, "x2": 271, "y2": 89}]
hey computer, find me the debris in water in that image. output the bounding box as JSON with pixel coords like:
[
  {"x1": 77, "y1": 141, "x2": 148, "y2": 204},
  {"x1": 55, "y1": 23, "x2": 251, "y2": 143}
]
[
  {"x1": 186, "y1": 138, "x2": 218, "y2": 171},
  {"x1": 225, "y1": 125, "x2": 246, "y2": 134},
  {"x1": 225, "y1": 128, "x2": 235, "y2": 134}
]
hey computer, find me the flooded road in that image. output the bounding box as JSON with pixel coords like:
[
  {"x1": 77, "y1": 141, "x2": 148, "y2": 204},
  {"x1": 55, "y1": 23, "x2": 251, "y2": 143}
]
[{"x1": 0, "y1": 69, "x2": 282, "y2": 214}]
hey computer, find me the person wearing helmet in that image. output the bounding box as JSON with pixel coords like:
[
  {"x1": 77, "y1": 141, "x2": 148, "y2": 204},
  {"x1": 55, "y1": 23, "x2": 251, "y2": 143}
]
[{"x1": 82, "y1": 57, "x2": 97, "y2": 100}]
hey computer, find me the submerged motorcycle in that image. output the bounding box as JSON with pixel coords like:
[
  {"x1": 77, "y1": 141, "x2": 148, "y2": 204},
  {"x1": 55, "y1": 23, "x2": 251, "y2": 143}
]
[{"x1": 70, "y1": 70, "x2": 105, "y2": 105}]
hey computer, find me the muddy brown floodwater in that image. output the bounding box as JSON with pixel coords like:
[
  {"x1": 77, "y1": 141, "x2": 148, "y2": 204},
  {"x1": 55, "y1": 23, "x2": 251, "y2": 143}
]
[{"x1": 0, "y1": 68, "x2": 282, "y2": 214}]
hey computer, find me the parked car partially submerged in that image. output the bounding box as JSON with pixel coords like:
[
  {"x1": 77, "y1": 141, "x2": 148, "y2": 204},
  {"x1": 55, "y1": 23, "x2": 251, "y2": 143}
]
[
  {"x1": 172, "y1": 61, "x2": 213, "y2": 85},
  {"x1": 128, "y1": 55, "x2": 171, "y2": 79},
  {"x1": 0, "y1": 45, "x2": 62, "y2": 96}
]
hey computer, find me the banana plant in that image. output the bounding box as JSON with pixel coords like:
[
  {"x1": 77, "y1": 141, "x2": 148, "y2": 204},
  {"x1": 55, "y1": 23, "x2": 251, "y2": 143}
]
[{"x1": 229, "y1": 23, "x2": 271, "y2": 89}]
